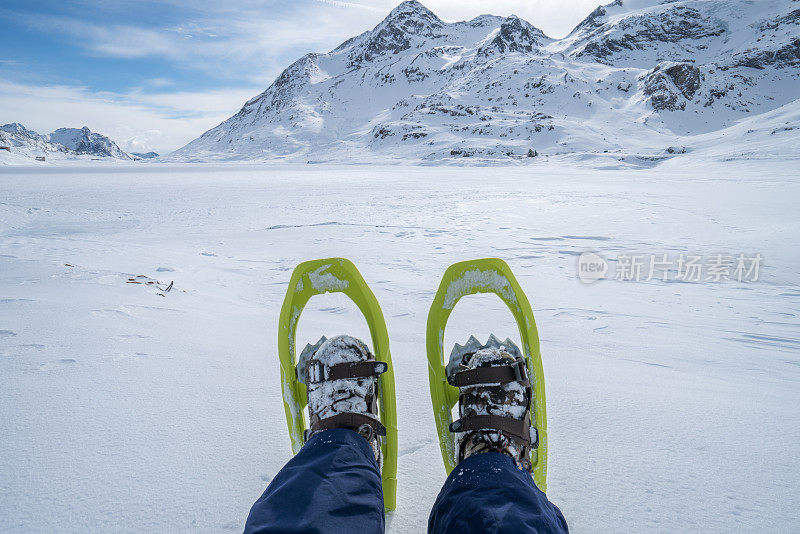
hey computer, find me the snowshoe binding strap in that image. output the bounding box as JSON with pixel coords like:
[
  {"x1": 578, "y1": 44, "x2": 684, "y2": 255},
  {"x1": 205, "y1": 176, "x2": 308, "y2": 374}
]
[
  {"x1": 448, "y1": 357, "x2": 529, "y2": 387},
  {"x1": 449, "y1": 414, "x2": 538, "y2": 447},
  {"x1": 302, "y1": 359, "x2": 388, "y2": 384},
  {"x1": 304, "y1": 413, "x2": 387, "y2": 443},
  {"x1": 450, "y1": 412, "x2": 537, "y2": 472},
  {"x1": 449, "y1": 414, "x2": 531, "y2": 444}
]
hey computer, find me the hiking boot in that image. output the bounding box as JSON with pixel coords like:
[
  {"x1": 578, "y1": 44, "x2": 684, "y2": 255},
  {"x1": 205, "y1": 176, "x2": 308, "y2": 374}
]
[
  {"x1": 298, "y1": 335, "x2": 387, "y2": 465},
  {"x1": 447, "y1": 335, "x2": 535, "y2": 472}
]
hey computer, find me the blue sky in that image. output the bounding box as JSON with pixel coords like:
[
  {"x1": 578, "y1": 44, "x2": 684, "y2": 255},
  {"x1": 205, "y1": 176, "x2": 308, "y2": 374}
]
[{"x1": 0, "y1": 0, "x2": 601, "y2": 154}]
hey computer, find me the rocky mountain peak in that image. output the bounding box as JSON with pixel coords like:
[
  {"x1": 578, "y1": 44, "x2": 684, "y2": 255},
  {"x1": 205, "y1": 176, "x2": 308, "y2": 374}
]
[
  {"x1": 348, "y1": 1, "x2": 444, "y2": 65},
  {"x1": 385, "y1": 0, "x2": 441, "y2": 27},
  {"x1": 567, "y1": 0, "x2": 623, "y2": 37},
  {"x1": 1, "y1": 123, "x2": 39, "y2": 137},
  {"x1": 480, "y1": 15, "x2": 549, "y2": 54}
]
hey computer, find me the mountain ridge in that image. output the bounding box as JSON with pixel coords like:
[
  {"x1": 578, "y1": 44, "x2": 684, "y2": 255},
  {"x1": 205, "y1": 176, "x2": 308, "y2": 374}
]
[{"x1": 169, "y1": 0, "x2": 800, "y2": 164}]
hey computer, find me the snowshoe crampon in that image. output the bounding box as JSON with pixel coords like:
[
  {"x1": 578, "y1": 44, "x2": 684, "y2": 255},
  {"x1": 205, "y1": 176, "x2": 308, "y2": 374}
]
[
  {"x1": 426, "y1": 258, "x2": 548, "y2": 491},
  {"x1": 278, "y1": 258, "x2": 398, "y2": 510}
]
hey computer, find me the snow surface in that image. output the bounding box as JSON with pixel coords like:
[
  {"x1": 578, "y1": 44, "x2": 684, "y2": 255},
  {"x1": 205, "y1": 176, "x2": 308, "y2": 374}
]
[{"x1": 1, "y1": 160, "x2": 799, "y2": 532}]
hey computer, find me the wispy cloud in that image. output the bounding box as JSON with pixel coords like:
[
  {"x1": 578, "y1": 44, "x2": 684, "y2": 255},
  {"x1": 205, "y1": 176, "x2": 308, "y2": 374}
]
[
  {"x1": 0, "y1": 80, "x2": 261, "y2": 154},
  {"x1": 146, "y1": 78, "x2": 175, "y2": 88},
  {"x1": 312, "y1": 0, "x2": 387, "y2": 12},
  {"x1": 8, "y1": 4, "x2": 386, "y2": 84},
  {"x1": 15, "y1": 14, "x2": 180, "y2": 58}
]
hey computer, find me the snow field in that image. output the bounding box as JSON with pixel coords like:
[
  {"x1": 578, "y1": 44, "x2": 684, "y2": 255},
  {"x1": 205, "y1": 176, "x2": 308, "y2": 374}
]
[{"x1": 0, "y1": 161, "x2": 798, "y2": 532}]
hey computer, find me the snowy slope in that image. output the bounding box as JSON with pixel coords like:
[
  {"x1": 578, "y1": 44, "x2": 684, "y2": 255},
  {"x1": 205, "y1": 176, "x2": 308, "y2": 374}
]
[
  {"x1": 169, "y1": 0, "x2": 800, "y2": 163},
  {"x1": 1, "y1": 161, "x2": 798, "y2": 532},
  {"x1": 0, "y1": 123, "x2": 133, "y2": 164}
]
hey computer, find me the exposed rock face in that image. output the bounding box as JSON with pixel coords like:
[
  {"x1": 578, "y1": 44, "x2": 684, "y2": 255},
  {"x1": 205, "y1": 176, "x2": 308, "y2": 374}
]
[
  {"x1": 479, "y1": 16, "x2": 549, "y2": 55},
  {"x1": 644, "y1": 62, "x2": 703, "y2": 111},
  {"x1": 170, "y1": 0, "x2": 800, "y2": 162},
  {"x1": 566, "y1": 0, "x2": 622, "y2": 37},
  {"x1": 571, "y1": 5, "x2": 726, "y2": 65}
]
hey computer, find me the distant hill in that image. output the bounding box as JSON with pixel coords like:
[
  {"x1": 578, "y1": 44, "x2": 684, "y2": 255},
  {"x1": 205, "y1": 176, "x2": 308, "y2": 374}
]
[
  {"x1": 49, "y1": 127, "x2": 132, "y2": 160},
  {"x1": 0, "y1": 123, "x2": 133, "y2": 162},
  {"x1": 131, "y1": 151, "x2": 159, "y2": 160}
]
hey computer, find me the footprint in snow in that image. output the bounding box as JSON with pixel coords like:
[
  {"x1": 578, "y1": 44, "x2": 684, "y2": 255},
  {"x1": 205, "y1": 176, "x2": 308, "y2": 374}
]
[
  {"x1": 200, "y1": 252, "x2": 217, "y2": 257},
  {"x1": 91, "y1": 308, "x2": 132, "y2": 318},
  {"x1": 38, "y1": 359, "x2": 77, "y2": 371},
  {"x1": 0, "y1": 330, "x2": 17, "y2": 338},
  {"x1": 117, "y1": 333, "x2": 153, "y2": 340},
  {"x1": 1, "y1": 343, "x2": 45, "y2": 357},
  {"x1": 114, "y1": 352, "x2": 149, "y2": 361},
  {"x1": 318, "y1": 306, "x2": 348, "y2": 314}
]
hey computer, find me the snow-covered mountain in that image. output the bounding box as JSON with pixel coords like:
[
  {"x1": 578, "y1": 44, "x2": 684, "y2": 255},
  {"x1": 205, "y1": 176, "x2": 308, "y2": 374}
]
[
  {"x1": 49, "y1": 127, "x2": 132, "y2": 160},
  {"x1": 0, "y1": 123, "x2": 133, "y2": 162},
  {"x1": 0, "y1": 123, "x2": 71, "y2": 160},
  {"x1": 131, "y1": 151, "x2": 159, "y2": 160},
  {"x1": 170, "y1": 0, "x2": 800, "y2": 163}
]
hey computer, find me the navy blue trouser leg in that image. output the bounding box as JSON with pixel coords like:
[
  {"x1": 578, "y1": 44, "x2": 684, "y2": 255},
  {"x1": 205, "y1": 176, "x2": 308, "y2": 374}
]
[
  {"x1": 428, "y1": 452, "x2": 569, "y2": 534},
  {"x1": 245, "y1": 433, "x2": 566, "y2": 534},
  {"x1": 244, "y1": 428, "x2": 384, "y2": 534}
]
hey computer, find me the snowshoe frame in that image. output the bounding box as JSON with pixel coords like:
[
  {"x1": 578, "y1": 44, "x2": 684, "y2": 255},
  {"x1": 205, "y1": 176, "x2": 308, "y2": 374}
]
[
  {"x1": 426, "y1": 258, "x2": 548, "y2": 491},
  {"x1": 278, "y1": 258, "x2": 398, "y2": 510}
]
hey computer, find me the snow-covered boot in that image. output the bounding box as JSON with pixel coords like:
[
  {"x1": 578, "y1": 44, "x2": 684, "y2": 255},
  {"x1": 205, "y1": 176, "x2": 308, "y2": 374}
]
[
  {"x1": 297, "y1": 335, "x2": 388, "y2": 465},
  {"x1": 447, "y1": 335, "x2": 536, "y2": 472}
]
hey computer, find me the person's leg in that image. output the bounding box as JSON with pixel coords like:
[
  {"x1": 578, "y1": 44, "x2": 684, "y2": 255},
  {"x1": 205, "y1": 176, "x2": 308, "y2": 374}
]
[
  {"x1": 428, "y1": 452, "x2": 567, "y2": 534},
  {"x1": 244, "y1": 427, "x2": 384, "y2": 534},
  {"x1": 246, "y1": 335, "x2": 387, "y2": 533},
  {"x1": 430, "y1": 337, "x2": 568, "y2": 533}
]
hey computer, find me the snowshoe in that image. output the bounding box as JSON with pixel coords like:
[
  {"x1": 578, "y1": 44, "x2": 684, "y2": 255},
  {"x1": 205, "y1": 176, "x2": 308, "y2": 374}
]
[
  {"x1": 426, "y1": 258, "x2": 548, "y2": 490},
  {"x1": 277, "y1": 258, "x2": 397, "y2": 510}
]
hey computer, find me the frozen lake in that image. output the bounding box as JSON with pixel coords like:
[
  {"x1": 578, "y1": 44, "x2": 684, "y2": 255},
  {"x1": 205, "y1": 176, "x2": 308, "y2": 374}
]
[{"x1": 1, "y1": 161, "x2": 798, "y2": 532}]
